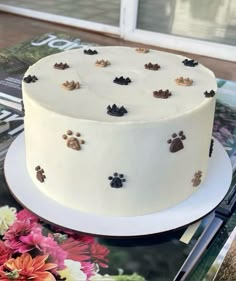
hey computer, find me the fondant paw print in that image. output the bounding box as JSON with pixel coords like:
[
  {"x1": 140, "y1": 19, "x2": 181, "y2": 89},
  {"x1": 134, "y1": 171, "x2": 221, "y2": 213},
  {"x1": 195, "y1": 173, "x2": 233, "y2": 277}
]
[
  {"x1": 153, "y1": 89, "x2": 171, "y2": 99},
  {"x1": 23, "y1": 75, "x2": 38, "y2": 83},
  {"x1": 62, "y1": 80, "x2": 80, "y2": 91},
  {"x1": 62, "y1": 130, "x2": 85, "y2": 151},
  {"x1": 175, "y1": 77, "x2": 193, "y2": 86},
  {"x1": 145, "y1": 62, "x2": 160, "y2": 71},
  {"x1": 192, "y1": 171, "x2": 202, "y2": 187},
  {"x1": 108, "y1": 173, "x2": 126, "y2": 188},
  {"x1": 167, "y1": 131, "x2": 186, "y2": 153},
  {"x1": 54, "y1": 62, "x2": 69, "y2": 70},
  {"x1": 136, "y1": 47, "x2": 149, "y2": 53},
  {"x1": 35, "y1": 166, "x2": 46, "y2": 183},
  {"x1": 95, "y1": 59, "x2": 110, "y2": 67}
]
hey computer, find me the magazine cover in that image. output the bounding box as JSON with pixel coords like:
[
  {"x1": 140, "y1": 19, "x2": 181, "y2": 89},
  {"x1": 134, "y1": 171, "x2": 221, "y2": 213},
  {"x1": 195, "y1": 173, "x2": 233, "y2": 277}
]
[
  {"x1": 203, "y1": 226, "x2": 236, "y2": 281},
  {"x1": 0, "y1": 33, "x2": 235, "y2": 281}
]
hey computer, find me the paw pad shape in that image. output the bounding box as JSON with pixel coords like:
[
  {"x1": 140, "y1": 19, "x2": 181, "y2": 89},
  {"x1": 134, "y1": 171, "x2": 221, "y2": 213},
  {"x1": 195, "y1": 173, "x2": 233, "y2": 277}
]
[
  {"x1": 192, "y1": 171, "x2": 202, "y2": 187},
  {"x1": 167, "y1": 131, "x2": 186, "y2": 153},
  {"x1": 35, "y1": 166, "x2": 46, "y2": 183},
  {"x1": 108, "y1": 173, "x2": 126, "y2": 188},
  {"x1": 23, "y1": 75, "x2": 38, "y2": 83},
  {"x1": 62, "y1": 130, "x2": 85, "y2": 151}
]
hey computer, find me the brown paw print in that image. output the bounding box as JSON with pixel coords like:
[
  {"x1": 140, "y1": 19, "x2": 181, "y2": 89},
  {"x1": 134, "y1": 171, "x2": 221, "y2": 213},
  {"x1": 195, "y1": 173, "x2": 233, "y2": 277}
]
[
  {"x1": 167, "y1": 131, "x2": 186, "y2": 153},
  {"x1": 62, "y1": 130, "x2": 85, "y2": 151},
  {"x1": 153, "y1": 89, "x2": 171, "y2": 99},
  {"x1": 192, "y1": 171, "x2": 203, "y2": 187},
  {"x1": 136, "y1": 47, "x2": 149, "y2": 53},
  {"x1": 175, "y1": 77, "x2": 193, "y2": 86},
  {"x1": 62, "y1": 80, "x2": 80, "y2": 91},
  {"x1": 54, "y1": 62, "x2": 69, "y2": 70},
  {"x1": 35, "y1": 166, "x2": 46, "y2": 183},
  {"x1": 95, "y1": 59, "x2": 110, "y2": 67}
]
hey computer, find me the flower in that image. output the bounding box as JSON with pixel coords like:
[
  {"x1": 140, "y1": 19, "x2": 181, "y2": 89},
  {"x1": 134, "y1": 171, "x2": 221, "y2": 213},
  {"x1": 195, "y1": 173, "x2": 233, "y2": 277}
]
[
  {"x1": 60, "y1": 237, "x2": 90, "y2": 262},
  {"x1": 0, "y1": 241, "x2": 12, "y2": 265},
  {"x1": 0, "y1": 253, "x2": 57, "y2": 281},
  {"x1": 16, "y1": 208, "x2": 39, "y2": 223},
  {"x1": 1, "y1": 207, "x2": 111, "y2": 281},
  {"x1": 0, "y1": 206, "x2": 16, "y2": 235},
  {"x1": 58, "y1": 259, "x2": 87, "y2": 281},
  {"x1": 60, "y1": 238, "x2": 109, "y2": 268},
  {"x1": 3, "y1": 219, "x2": 41, "y2": 252},
  {"x1": 19, "y1": 227, "x2": 45, "y2": 253},
  {"x1": 81, "y1": 261, "x2": 96, "y2": 279},
  {"x1": 90, "y1": 243, "x2": 110, "y2": 268},
  {"x1": 41, "y1": 234, "x2": 67, "y2": 270}
]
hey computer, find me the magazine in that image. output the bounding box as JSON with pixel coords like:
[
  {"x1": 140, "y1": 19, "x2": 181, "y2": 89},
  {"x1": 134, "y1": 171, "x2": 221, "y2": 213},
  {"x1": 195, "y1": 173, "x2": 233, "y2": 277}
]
[
  {"x1": 0, "y1": 33, "x2": 235, "y2": 281},
  {"x1": 203, "y1": 226, "x2": 236, "y2": 281}
]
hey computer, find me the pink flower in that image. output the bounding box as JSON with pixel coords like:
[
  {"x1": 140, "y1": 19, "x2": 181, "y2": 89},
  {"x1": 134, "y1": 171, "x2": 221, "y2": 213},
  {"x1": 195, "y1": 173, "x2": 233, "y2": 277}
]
[
  {"x1": 19, "y1": 227, "x2": 44, "y2": 253},
  {"x1": 90, "y1": 243, "x2": 109, "y2": 268},
  {"x1": 60, "y1": 237, "x2": 90, "y2": 262},
  {"x1": 3, "y1": 219, "x2": 40, "y2": 253},
  {"x1": 81, "y1": 261, "x2": 95, "y2": 280},
  {"x1": 0, "y1": 241, "x2": 12, "y2": 265},
  {"x1": 41, "y1": 234, "x2": 67, "y2": 270},
  {"x1": 74, "y1": 235, "x2": 95, "y2": 244},
  {"x1": 16, "y1": 208, "x2": 39, "y2": 223},
  {"x1": 60, "y1": 237, "x2": 109, "y2": 269}
]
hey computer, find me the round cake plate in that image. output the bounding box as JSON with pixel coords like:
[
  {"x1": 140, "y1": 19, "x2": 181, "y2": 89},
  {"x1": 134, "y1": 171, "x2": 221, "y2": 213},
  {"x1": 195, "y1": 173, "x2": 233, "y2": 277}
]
[{"x1": 4, "y1": 133, "x2": 232, "y2": 237}]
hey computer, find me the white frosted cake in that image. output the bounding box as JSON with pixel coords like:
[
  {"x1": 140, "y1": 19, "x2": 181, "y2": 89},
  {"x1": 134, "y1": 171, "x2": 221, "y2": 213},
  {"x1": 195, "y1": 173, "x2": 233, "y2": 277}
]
[{"x1": 22, "y1": 46, "x2": 216, "y2": 216}]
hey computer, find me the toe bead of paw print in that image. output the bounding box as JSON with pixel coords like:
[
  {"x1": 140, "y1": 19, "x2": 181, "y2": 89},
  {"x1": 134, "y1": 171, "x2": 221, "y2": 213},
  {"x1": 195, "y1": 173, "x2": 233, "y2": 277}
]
[
  {"x1": 167, "y1": 131, "x2": 186, "y2": 153},
  {"x1": 108, "y1": 173, "x2": 126, "y2": 188},
  {"x1": 62, "y1": 130, "x2": 85, "y2": 151}
]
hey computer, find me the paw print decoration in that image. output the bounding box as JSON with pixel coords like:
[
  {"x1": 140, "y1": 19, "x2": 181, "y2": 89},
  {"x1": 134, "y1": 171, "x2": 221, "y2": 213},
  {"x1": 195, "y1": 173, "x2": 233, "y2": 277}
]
[
  {"x1": 108, "y1": 173, "x2": 126, "y2": 188},
  {"x1": 192, "y1": 171, "x2": 202, "y2": 187},
  {"x1": 167, "y1": 131, "x2": 186, "y2": 153},
  {"x1": 62, "y1": 130, "x2": 85, "y2": 151},
  {"x1": 35, "y1": 166, "x2": 46, "y2": 183}
]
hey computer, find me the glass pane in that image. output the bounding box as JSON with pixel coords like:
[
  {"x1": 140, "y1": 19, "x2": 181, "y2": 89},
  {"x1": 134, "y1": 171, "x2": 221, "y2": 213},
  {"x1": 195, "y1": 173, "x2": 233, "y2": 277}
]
[
  {"x1": 137, "y1": 0, "x2": 236, "y2": 46},
  {"x1": 0, "y1": 0, "x2": 120, "y2": 26}
]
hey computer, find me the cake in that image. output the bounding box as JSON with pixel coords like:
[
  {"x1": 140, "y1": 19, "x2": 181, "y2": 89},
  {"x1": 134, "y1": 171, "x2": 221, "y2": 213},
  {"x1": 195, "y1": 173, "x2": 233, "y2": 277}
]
[{"x1": 22, "y1": 46, "x2": 217, "y2": 216}]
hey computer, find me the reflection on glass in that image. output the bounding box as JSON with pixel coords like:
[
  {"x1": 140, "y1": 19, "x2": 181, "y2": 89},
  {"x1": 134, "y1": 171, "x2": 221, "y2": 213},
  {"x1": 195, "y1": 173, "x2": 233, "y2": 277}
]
[
  {"x1": 0, "y1": 0, "x2": 120, "y2": 26},
  {"x1": 137, "y1": 0, "x2": 236, "y2": 46}
]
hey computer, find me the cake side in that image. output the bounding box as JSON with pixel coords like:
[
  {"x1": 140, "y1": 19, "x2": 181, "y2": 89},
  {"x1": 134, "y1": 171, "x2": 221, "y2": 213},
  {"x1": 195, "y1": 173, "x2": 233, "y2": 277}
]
[{"x1": 22, "y1": 46, "x2": 216, "y2": 216}]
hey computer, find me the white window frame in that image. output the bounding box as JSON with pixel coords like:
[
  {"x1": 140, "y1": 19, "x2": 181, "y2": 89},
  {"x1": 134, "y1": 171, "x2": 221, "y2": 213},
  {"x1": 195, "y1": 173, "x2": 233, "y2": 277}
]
[
  {"x1": 120, "y1": 0, "x2": 236, "y2": 62},
  {"x1": 0, "y1": 0, "x2": 235, "y2": 62}
]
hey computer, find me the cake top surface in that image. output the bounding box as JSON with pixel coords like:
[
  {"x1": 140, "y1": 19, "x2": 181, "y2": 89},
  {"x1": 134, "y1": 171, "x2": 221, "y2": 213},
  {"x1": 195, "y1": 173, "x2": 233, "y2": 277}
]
[{"x1": 23, "y1": 46, "x2": 217, "y2": 123}]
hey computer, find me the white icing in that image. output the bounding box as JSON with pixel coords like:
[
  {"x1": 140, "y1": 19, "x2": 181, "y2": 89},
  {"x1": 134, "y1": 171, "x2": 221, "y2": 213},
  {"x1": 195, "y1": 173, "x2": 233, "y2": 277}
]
[{"x1": 23, "y1": 46, "x2": 216, "y2": 216}]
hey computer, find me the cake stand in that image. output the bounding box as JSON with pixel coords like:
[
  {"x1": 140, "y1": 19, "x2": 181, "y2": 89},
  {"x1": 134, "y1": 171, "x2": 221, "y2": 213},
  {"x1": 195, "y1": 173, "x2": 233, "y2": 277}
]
[{"x1": 4, "y1": 133, "x2": 232, "y2": 237}]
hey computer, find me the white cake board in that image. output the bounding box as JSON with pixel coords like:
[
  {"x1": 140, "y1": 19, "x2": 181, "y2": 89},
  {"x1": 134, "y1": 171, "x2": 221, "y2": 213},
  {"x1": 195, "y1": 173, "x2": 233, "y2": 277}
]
[{"x1": 4, "y1": 133, "x2": 232, "y2": 237}]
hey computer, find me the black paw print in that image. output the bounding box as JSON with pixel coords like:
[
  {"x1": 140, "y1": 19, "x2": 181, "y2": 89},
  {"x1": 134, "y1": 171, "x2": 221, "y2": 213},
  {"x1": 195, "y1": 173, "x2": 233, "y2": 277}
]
[
  {"x1": 83, "y1": 49, "x2": 98, "y2": 55},
  {"x1": 182, "y1": 59, "x2": 198, "y2": 67},
  {"x1": 35, "y1": 166, "x2": 46, "y2": 183},
  {"x1": 23, "y1": 75, "x2": 38, "y2": 83},
  {"x1": 108, "y1": 173, "x2": 126, "y2": 188},
  {"x1": 113, "y1": 76, "x2": 131, "y2": 85},
  {"x1": 107, "y1": 104, "x2": 128, "y2": 117},
  {"x1": 62, "y1": 130, "x2": 85, "y2": 151},
  {"x1": 167, "y1": 131, "x2": 186, "y2": 153},
  {"x1": 204, "y1": 90, "x2": 215, "y2": 98}
]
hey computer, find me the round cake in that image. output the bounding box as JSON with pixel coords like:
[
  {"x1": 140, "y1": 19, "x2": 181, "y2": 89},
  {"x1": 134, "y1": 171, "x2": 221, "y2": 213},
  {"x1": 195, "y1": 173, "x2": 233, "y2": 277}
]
[{"x1": 22, "y1": 46, "x2": 217, "y2": 216}]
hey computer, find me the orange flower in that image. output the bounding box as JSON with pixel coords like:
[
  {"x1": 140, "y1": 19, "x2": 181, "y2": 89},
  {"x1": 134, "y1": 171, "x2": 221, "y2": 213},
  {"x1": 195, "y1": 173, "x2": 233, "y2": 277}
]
[{"x1": 2, "y1": 253, "x2": 57, "y2": 281}]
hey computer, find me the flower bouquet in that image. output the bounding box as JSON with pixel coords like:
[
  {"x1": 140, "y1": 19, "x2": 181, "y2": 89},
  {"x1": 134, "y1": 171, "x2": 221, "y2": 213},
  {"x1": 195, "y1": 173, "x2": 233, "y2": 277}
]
[{"x1": 0, "y1": 206, "x2": 146, "y2": 281}]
